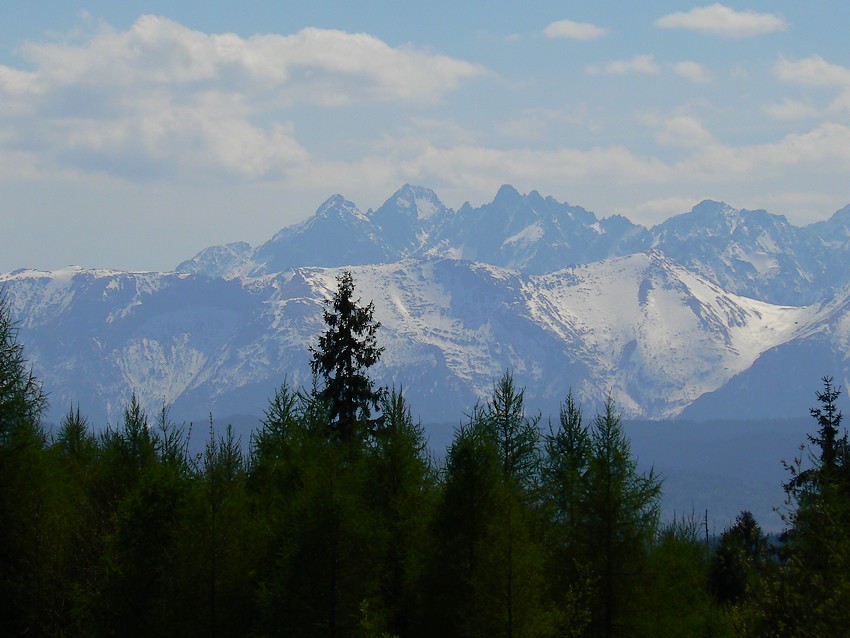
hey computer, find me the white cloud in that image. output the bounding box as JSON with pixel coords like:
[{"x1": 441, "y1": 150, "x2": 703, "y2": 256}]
[
  {"x1": 17, "y1": 16, "x2": 488, "y2": 103},
  {"x1": 587, "y1": 54, "x2": 659, "y2": 76},
  {"x1": 385, "y1": 124, "x2": 850, "y2": 216},
  {"x1": 656, "y1": 116, "x2": 713, "y2": 148},
  {"x1": 764, "y1": 98, "x2": 821, "y2": 120},
  {"x1": 621, "y1": 197, "x2": 703, "y2": 225},
  {"x1": 544, "y1": 19, "x2": 608, "y2": 41},
  {"x1": 752, "y1": 191, "x2": 843, "y2": 224},
  {"x1": 655, "y1": 4, "x2": 787, "y2": 38},
  {"x1": 0, "y1": 15, "x2": 489, "y2": 183},
  {"x1": 774, "y1": 55, "x2": 850, "y2": 88},
  {"x1": 496, "y1": 106, "x2": 593, "y2": 141},
  {"x1": 829, "y1": 90, "x2": 850, "y2": 114},
  {"x1": 680, "y1": 123, "x2": 850, "y2": 180},
  {"x1": 731, "y1": 65, "x2": 750, "y2": 80},
  {"x1": 672, "y1": 61, "x2": 711, "y2": 84}
]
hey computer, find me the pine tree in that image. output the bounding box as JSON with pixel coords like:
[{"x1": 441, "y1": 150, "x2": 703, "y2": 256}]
[
  {"x1": 480, "y1": 371, "x2": 547, "y2": 638},
  {"x1": 310, "y1": 270, "x2": 384, "y2": 444},
  {"x1": 543, "y1": 390, "x2": 591, "y2": 542},
  {"x1": 541, "y1": 391, "x2": 594, "y2": 636}
]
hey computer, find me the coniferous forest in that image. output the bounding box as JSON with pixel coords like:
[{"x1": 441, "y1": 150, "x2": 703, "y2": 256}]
[{"x1": 2, "y1": 272, "x2": 850, "y2": 637}]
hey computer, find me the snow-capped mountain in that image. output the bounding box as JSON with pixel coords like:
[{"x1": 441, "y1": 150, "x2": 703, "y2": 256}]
[
  {"x1": 1, "y1": 251, "x2": 834, "y2": 428},
  {"x1": 176, "y1": 185, "x2": 845, "y2": 307},
  {"x1": 176, "y1": 184, "x2": 652, "y2": 281},
  {"x1": 370, "y1": 184, "x2": 451, "y2": 255},
  {"x1": 250, "y1": 195, "x2": 391, "y2": 275},
  {"x1": 427, "y1": 184, "x2": 651, "y2": 273},
  {"x1": 5, "y1": 184, "x2": 850, "y2": 428},
  {"x1": 651, "y1": 200, "x2": 831, "y2": 305}
]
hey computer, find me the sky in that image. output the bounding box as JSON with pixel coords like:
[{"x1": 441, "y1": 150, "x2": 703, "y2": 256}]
[{"x1": 2, "y1": 1, "x2": 849, "y2": 272}]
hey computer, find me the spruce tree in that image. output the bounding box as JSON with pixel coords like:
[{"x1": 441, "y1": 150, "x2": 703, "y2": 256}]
[
  {"x1": 310, "y1": 270, "x2": 384, "y2": 444},
  {"x1": 770, "y1": 377, "x2": 850, "y2": 636}
]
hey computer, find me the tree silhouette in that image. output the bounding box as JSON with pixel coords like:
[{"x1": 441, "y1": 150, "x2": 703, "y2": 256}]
[{"x1": 310, "y1": 271, "x2": 384, "y2": 444}]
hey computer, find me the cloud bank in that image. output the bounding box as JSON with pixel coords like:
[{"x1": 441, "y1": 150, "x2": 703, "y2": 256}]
[
  {"x1": 544, "y1": 19, "x2": 608, "y2": 41},
  {"x1": 0, "y1": 15, "x2": 489, "y2": 181},
  {"x1": 655, "y1": 4, "x2": 787, "y2": 38}
]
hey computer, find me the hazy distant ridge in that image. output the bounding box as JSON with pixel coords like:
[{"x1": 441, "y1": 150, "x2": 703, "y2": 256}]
[{"x1": 4, "y1": 184, "x2": 850, "y2": 426}]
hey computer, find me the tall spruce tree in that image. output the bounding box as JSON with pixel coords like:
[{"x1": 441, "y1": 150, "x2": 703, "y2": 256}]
[
  {"x1": 310, "y1": 270, "x2": 384, "y2": 444},
  {"x1": 769, "y1": 377, "x2": 850, "y2": 636}
]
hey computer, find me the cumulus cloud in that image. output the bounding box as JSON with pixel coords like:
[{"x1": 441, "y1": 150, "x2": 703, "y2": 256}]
[
  {"x1": 656, "y1": 116, "x2": 713, "y2": 148},
  {"x1": 17, "y1": 16, "x2": 488, "y2": 102},
  {"x1": 544, "y1": 19, "x2": 609, "y2": 41},
  {"x1": 655, "y1": 4, "x2": 787, "y2": 38},
  {"x1": 764, "y1": 99, "x2": 821, "y2": 120},
  {"x1": 387, "y1": 124, "x2": 850, "y2": 213},
  {"x1": 0, "y1": 15, "x2": 489, "y2": 182},
  {"x1": 774, "y1": 55, "x2": 850, "y2": 88},
  {"x1": 587, "y1": 54, "x2": 659, "y2": 76},
  {"x1": 672, "y1": 61, "x2": 711, "y2": 83},
  {"x1": 829, "y1": 91, "x2": 850, "y2": 114},
  {"x1": 679, "y1": 123, "x2": 850, "y2": 180}
]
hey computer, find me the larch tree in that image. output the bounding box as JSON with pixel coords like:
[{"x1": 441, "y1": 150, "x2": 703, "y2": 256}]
[
  {"x1": 584, "y1": 396, "x2": 661, "y2": 638},
  {"x1": 0, "y1": 292, "x2": 50, "y2": 635}
]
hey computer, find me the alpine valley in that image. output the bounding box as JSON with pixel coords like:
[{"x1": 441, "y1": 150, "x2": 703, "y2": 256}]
[{"x1": 4, "y1": 184, "x2": 850, "y2": 431}]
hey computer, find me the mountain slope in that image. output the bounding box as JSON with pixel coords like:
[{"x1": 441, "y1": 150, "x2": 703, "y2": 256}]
[
  {"x1": 681, "y1": 281, "x2": 850, "y2": 420},
  {"x1": 1, "y1": 254, "x2": 820, "y2": 427},
  {"x1": 652, "y1": 200, "x2": 830, "y2": 305}
]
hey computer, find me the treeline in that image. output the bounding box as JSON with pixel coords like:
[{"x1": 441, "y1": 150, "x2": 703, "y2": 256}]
[{"x1": 2, "y1": 276, "x2": 850, "y2": 637}]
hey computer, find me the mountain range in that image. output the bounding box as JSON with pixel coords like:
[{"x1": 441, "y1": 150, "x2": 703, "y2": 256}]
[{"x1": 4, "y1": 184, "x2": 850, "y2": 429}]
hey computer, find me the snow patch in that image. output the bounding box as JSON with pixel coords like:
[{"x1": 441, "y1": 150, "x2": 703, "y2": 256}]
[{"x1": 503, "y1": 222, "x2": 544, "y2": 248}]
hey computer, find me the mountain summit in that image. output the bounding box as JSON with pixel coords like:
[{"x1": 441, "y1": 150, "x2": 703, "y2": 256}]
[{"x1": 6, "y1": 184, "x2": 850, "y2": 426}]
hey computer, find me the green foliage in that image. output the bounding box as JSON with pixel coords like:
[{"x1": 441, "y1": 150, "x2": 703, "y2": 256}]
[
  {"x1": 648, "y1": 516, "x2": 734, "y2": 637},
  {"x1": 426, "y1": 410, "x2": 504, "y2": 636},
  {"x1": 710, "y1": 511, "x2": 768, "y2": 605},
  {"x1": 564, "y1": 395, "x2": 662, "y2": 638},
  {"x1": 310, "y1": 270, "x2": 384, "y2": 444},
  {"x1": 0, "y1": 293, "x2": 51, "y2": 635},
  {"x1": 755, "y1": 376, "x2": 850, "y2": 637},
  {"x1": 363, "y1": 387, "x2": 435, "y2": 636},
  {"x1": 4, "y1": 286, "x2": 848, "y2": 638},
  {"x1": 0, "y1": 293, "x2": 46, "y2": 448},
  {"x1": 483, "y1": 370, "x2": 541, "y2": 490}
]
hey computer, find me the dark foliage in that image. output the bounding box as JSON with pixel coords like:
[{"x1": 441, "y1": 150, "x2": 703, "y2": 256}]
[
  {"x1": 3, "y1": 286, "x2": 850, "y2": 636},
  {"x1": 310, "y1": 270, "x2": 384, "y2": 444}
]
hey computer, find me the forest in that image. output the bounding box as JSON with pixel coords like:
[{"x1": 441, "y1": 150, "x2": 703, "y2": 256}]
[{"x1": 2, "y1": 272, "x2": 849, "y2": 637}]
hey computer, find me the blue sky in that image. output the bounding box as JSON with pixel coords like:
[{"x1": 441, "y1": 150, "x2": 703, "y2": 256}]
[{"x1": 2, "y1": 2, "x2": 849, "y2": 272}]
